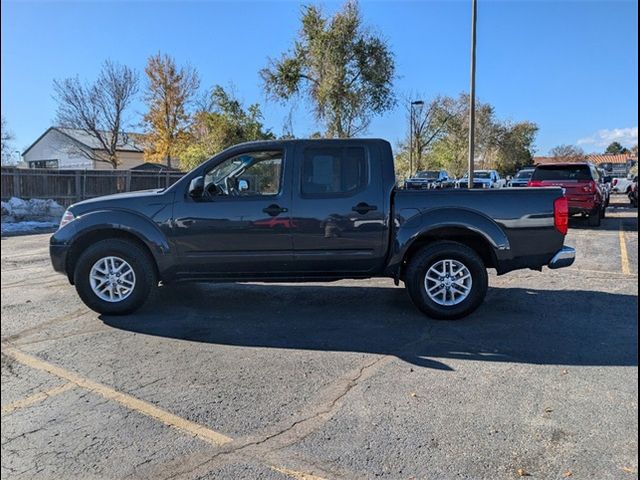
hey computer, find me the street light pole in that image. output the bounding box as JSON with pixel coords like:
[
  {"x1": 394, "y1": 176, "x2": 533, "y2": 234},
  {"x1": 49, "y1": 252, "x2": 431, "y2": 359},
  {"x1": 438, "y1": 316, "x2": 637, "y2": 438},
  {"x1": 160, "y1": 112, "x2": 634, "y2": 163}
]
[
  {"x1": 467, "y1": 0, "x2": 477, "y2": 189},
  {"x1": 409, "y1": 103, "x2": 413, "y2": 177}
]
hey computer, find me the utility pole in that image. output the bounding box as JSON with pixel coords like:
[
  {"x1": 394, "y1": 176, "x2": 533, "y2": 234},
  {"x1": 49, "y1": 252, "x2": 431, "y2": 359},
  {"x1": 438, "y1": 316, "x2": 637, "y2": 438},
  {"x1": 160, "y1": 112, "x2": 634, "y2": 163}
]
[{"x1": 467, "y1": 0, "x2": 477, "y2": 189}]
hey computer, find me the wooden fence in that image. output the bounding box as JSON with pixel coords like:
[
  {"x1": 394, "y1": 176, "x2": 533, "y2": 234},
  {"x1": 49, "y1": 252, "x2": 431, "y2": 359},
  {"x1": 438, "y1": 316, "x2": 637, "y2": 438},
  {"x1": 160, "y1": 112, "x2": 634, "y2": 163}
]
[{"x1": 1, "y1": 167, "x2": 185, "y2": 206}]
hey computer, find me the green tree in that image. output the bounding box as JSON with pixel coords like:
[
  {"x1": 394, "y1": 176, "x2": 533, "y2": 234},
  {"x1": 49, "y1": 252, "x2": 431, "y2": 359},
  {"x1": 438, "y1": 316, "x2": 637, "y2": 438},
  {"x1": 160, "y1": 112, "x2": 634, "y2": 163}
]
[
  {"x1": 420, "y1": 95, "x2": 490, "y2": 175},
  {"x1": 398, "y1": 94, "x2": 537, "y2": 178},
  {"x1": 397, "y1": 95, "x2": 459, "y2": 174},
  {"x1": 260, "y1": 0, "x2": 395, "y2": 138},
  {"x1": 605, "y1": 141, "x2": 629, "y2": 155},
  {"x1": 178, "y1": 86, "x2": 274, "y2": 170},
  {"x1": 493, "y1": 121, "x2": 539, "y2": 174},
  {"x1": 143, "y1": 53, "x2": 200, "y2": 169}
]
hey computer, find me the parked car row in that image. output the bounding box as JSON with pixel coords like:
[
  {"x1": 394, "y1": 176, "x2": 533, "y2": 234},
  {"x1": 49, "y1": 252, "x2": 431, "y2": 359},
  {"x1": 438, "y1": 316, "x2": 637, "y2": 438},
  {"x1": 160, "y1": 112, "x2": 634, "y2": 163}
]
[
  {"x1": 404, "y1": 166, "x2": 637, "y2": 221},
  {"x1": 405, "y1": 170, "x2": 507, "y2": 190}
]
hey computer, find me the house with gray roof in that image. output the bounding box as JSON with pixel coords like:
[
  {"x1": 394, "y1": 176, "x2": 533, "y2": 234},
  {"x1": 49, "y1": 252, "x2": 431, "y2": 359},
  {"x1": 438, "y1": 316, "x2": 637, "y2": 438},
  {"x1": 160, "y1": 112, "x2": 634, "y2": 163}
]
[{"x1": 21, "y1": 127, "x2": 149, "y2": 169}]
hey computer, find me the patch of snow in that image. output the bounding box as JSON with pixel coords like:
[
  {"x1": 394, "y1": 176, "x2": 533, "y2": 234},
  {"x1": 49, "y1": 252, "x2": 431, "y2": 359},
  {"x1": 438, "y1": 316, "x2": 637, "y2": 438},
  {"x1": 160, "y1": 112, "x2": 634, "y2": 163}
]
[
  {"x1": 1, "y1": 197, "x2": 65, "y2": 224},
  {"x1": 1, "y1": 221, "x2": 58, "y2": 235}
]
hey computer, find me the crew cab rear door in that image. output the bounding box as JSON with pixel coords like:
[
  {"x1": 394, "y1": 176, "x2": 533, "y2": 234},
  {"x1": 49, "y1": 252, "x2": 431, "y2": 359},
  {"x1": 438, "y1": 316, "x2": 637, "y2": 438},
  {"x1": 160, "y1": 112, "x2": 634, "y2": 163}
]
[{"x1": 289, "y1": 141, "x2": 387, "y2": 274}]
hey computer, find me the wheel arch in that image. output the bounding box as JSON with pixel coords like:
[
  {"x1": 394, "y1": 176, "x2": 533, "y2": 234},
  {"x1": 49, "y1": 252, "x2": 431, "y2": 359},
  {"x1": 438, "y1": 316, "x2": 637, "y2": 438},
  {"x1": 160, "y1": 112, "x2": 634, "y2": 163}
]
[
  {"x1": 388, "y1": 208, "x2": 510, "y2": 280},
  {"x1": 403, "y1": 227, "x2": 499, "y2": 272},
  {"x1": 65, "y1": 228, "x2": 160, "y2": 285}
]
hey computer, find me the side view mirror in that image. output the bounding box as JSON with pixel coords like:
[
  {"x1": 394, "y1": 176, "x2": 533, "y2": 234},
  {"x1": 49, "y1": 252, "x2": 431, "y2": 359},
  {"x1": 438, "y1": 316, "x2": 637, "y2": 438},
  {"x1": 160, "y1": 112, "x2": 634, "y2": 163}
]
[
  {"x1": 188, "y1": 176, "x2": 204, "y2": 198},
  {"x1": 238, "y1": 179, "x2": 250, "y2": 192}
]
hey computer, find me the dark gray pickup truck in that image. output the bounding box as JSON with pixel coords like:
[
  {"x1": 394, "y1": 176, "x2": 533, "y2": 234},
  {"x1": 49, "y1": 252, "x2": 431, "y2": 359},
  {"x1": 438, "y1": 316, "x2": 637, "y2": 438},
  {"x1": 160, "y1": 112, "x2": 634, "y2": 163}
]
[{"x1": 50, "y1": 139, "x2": 575, "y2": 319}]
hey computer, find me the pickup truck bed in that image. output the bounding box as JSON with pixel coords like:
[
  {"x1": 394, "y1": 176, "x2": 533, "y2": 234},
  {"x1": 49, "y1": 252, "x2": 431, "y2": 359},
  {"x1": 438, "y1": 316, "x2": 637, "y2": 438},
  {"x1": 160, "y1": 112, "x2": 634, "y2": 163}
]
[{"x1": 50, "y1": 138, "x2": 574, "y2": 319}]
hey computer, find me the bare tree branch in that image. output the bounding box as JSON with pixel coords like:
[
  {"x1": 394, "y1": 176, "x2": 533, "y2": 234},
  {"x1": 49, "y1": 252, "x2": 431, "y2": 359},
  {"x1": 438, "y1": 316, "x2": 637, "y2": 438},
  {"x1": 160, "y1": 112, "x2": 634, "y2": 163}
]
[{"x1": 53, "y1": 60, "x2": 139, "y2": 169}]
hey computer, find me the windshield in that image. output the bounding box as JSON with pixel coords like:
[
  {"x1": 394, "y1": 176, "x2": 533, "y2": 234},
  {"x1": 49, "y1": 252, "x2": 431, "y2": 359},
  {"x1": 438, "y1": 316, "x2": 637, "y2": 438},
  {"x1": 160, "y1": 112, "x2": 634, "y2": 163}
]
[
  {"x1": 515, "y1": 170, "x2": 533, "y2": 179},
  {"x1": 415, "y1": 171, "x2": 439, "y2": 179},
  {"x1": 474, "y1": 172, "x2": 491, "y2": 179},
  {"x1": 532, "y1": 165, "x2": 592, "y2": 182}
]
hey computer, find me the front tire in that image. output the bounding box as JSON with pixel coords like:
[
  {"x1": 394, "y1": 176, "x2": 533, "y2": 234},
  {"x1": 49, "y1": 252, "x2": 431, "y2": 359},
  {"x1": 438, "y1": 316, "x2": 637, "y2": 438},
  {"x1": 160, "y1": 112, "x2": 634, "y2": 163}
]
[
  {"x1": 74, "y1": 239, "x2": 157, "y2": 315},
  {"x1": 405, "y1": 241, "x2": 488, "y2": 320}
]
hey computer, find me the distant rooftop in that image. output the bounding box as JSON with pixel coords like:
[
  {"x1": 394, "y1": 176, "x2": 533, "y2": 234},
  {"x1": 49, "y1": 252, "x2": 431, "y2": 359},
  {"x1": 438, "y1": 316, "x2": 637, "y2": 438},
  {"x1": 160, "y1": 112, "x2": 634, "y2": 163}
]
[
  {"x1": 534, "y1": 153, "x2": 637, "y2": 166},
  {"x1": 56, "y1": 128, "x2": 144, "y2": 152},
  {"x1": 23, "y1": 127, "x2": 145, "y2": 156}
]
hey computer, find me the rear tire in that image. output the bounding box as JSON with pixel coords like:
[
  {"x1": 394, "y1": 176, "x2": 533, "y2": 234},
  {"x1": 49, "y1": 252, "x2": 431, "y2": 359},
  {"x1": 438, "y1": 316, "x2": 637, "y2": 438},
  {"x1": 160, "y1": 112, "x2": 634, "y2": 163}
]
[
  {"x1": 588, "y1": 208, "x2": 602, "y2": 227},
  {"x1": 405, "y1": 241, "x2": 488, "y2": 320},
  {"x1": 73, "y1": 239, "x2": 157, "y2": 315}
]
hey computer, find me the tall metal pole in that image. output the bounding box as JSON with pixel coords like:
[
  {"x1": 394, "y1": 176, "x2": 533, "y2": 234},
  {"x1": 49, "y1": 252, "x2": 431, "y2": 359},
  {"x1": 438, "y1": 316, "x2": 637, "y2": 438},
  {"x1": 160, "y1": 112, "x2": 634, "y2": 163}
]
[
  {"x1": 467, "y1": 0, "x2": 477, "y2": 189},
  {"x1": 409, "y1": 102, "x2": 414, "y2": 178}
]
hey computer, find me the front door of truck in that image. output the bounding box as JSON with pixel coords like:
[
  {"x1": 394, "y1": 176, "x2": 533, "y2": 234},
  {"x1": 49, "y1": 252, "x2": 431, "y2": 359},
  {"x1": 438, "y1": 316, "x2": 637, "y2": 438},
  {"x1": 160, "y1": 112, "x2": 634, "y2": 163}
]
[
  {"x1": 171, "y1": 148, "x2": 293, "y2": 275},
  {"x1": 290, "y1": 143, "x2": 387, "y2": 274}
]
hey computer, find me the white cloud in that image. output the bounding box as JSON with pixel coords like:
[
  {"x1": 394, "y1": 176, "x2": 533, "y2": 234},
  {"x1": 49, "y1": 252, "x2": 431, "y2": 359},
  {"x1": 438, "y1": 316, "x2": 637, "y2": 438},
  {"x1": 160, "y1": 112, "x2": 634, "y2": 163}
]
[{"x1": 577, "y1": 127, "x2": 638, "y2": 148}]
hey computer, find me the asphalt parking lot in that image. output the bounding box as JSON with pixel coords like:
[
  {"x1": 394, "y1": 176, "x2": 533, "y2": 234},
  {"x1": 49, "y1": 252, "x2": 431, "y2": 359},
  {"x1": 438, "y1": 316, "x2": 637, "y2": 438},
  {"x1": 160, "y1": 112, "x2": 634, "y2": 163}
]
[{"x1": 1, "y1": 195, "x2": 638, "y2": 480}]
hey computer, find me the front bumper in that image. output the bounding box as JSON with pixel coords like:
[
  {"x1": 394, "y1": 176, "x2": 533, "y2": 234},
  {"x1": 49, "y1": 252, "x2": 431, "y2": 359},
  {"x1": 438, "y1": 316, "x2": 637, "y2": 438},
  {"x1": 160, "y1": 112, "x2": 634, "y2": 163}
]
[
  {"x1": 50, "y1": 241, "x2": 70, "y2": 274},
  {"x1": 547, "y1": 246, "x2": 576, "y2": 269}
]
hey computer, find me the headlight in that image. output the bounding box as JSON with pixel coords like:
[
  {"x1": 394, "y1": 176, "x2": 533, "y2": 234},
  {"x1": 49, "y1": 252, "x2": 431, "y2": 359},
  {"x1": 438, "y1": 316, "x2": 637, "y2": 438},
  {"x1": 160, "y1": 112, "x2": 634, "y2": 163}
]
[{"x1": 59, "y1": 210, "x2": 75, "y2": 229}]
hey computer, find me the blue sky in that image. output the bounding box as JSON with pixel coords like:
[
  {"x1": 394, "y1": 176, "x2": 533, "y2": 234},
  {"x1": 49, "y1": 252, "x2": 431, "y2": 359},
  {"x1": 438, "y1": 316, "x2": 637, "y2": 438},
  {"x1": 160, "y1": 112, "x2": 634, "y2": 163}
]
[{"x1": 1, "y1": 0, "x2": 638, "y2": 158}]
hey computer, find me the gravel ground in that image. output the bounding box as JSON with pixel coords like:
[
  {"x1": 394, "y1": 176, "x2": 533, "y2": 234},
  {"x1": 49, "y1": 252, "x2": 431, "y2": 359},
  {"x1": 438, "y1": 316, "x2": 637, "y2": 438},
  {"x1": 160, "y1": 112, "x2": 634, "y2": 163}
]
[{"x1": 1, "y1": 196, "x2": 637, "y2": 480}]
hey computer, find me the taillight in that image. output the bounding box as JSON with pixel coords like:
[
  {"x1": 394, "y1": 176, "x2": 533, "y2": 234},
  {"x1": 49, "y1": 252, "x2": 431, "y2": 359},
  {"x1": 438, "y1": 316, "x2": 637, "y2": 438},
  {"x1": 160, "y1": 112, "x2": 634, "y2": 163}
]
[
  {"x1": 582, "y1": 181, "x2": 596, "y2": 193},
  {"x1": 528, "y1": 180, "x2": 543, "y2": 187},
  {"x1": 554, "y1": 196, "x2": 569, "y2": 235}
]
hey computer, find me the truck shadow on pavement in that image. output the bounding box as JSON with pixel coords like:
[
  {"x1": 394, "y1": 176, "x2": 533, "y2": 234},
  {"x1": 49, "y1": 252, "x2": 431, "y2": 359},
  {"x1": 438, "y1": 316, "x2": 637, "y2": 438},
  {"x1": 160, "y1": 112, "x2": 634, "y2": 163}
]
[
  {"x1": 568, "y1": 207, "x2": 638, "y2": 232},
  {"x1": 103, "y1": 284, "x2": 638, "y2": 371}
]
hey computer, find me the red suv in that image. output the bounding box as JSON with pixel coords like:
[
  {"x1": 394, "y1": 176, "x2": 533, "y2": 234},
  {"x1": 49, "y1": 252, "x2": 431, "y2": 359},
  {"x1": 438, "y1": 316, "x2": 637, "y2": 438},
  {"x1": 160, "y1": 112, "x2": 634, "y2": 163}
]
[{"x1": 529, "y1": 163, "x2": 606, "y2": 227}]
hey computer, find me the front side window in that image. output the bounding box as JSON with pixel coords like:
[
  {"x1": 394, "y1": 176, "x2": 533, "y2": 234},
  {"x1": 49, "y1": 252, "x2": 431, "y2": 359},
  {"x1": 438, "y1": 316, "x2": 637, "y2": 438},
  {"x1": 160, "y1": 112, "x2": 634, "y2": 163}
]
[
  {"x1": 203, "y1": 151, "x2": 282, "y2": 197},
  {"x1": 301, "y1": 147, "x2": 368, "y2": 196}
]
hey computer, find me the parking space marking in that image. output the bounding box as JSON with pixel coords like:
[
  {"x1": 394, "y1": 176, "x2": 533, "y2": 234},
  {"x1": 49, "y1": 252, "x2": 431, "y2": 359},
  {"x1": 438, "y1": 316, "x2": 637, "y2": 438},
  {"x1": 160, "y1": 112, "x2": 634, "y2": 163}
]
[
  {"x1": 619, "y1": 224, "x2": 631, "y2": 275},
  {"x1": 2, "y1": 346, "x2": 233, "y2": 446},
  {"x1": 270, "y1": 465, "x2": 327, "y2": 480},
  {"x1": 1, "y1": 382, "x2": 76, "y2": 416},
  {"x1": 3, "y1": 346, "x2": 331, "y2": 479}
]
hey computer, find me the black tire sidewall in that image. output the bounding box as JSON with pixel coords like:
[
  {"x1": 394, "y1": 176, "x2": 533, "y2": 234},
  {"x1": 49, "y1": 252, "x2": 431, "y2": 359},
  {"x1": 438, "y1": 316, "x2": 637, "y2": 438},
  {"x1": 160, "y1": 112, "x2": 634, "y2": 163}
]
[
  {"x1": 406, "y1": 242, "x2": 488, "y2": 320},
  {"x1": 74, "y1": 239, "x2": 155, "y2": 315},
  {"x1": 588, "y1": 208, "x2": 601, "y2": 226}
]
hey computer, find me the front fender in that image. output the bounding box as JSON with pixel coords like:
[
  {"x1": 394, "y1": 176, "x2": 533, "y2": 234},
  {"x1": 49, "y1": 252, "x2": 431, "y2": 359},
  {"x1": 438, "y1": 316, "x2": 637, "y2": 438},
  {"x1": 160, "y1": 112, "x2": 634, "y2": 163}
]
[
  {"x1": 51, "y1": 209, "x2": 174, "y2": 276},
  {"x1": 387, "y1": 207, "x2": 511, "y2": 275}
]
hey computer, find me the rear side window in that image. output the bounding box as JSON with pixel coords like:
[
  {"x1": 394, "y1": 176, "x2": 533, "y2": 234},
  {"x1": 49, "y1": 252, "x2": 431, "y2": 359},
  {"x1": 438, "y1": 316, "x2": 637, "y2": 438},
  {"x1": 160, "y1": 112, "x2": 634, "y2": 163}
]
[
  {"x1": 301, "y1": 147, "x2": 368, "y2": 196},
  {"x1": 532, "y1": 165, "x2": 592, "y2": 181}
]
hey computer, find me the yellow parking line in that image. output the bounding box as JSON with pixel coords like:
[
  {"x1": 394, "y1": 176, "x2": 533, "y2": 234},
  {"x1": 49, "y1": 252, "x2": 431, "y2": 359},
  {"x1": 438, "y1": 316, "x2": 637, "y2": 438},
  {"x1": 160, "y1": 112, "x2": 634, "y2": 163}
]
[
  {"x1": 619, "y1": 225, "x2": 631, "y2": 275},
  {"x1": 3, "y1": 346, "x2": 329, "y2": 478},
  {"x1": 2, "y1": 346, "x2": 233, "y2": 446},
  {"x1": 270, "y1": 466, "x2": 328, "y2": 480},
  {"x1": 1, "y1": 382, "x2": 76, "y2": 416}
]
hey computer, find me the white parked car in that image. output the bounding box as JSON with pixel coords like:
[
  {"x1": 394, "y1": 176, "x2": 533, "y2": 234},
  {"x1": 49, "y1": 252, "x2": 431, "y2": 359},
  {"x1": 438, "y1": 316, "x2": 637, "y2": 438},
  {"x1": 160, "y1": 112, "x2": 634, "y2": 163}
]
[
  {"x1": 457, "y1": 170, "x2": 506, "y2": 189},
  {"x1": 611, "y1": 176, "x2": 635, "y2": 193}
]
